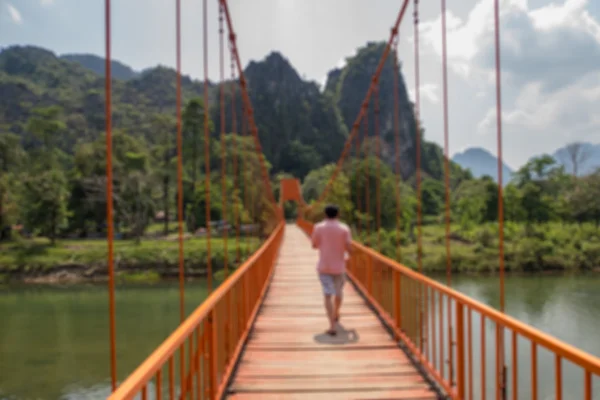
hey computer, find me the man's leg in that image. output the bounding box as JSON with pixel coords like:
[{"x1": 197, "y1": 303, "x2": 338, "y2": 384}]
[
  {"x1": 333, "y1": 274, "x2": 345, "y2": 322},
  {"x1": 319, "y1": 274, "x2": 337, "y2": 333}
]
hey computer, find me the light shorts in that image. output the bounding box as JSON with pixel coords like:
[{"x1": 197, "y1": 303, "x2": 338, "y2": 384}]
[{"x1": 318, "y1": 273, "x2": 345, "y2": 296}]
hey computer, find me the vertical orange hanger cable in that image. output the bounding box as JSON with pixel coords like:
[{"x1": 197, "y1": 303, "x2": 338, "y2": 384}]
[
  {"x1": 414, "y1": 0, "x2": 422, "y2": 274},
  {"x1": 413, "y1": 0, "x2": 426, "y2": 362},
  {"x1": 494, "y1": 0, "x2": 507, "y2": 396},
  {"x1": 392, "y1": 36, "x2": 402, "y2": 261},
  {"x1": 364, "y1": 104, "x2": 370, "y2": 245},
  {"x1": 230, "y1": 42, "x2": 240, "y2": 264},
  {"x1": 355, "y1": 116, "x2": 361, "y2": 237},
  {"x1": 441, "y1": 0, "x2": 455, "y2": 386},
  {"x1": 175, "y1": 0, "x2": 186, "y2": 391},
  {"x1": 104, "y1": 0, "x2": 117, "y2": 391},
  {"x1": 219, "y1": 2, "x2": 228, "y2": 279},
  {"x1": 203, "y1": 0, "x2": 212, "y2": 292},
  {"x1": 375, "y1": 84, "x2": 381, "y2": 252}
]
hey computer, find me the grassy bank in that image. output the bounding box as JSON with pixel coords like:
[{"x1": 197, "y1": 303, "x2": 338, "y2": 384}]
[
  {"x1": 0, "y1": 236, "x2": 262, "y2": 282},
  {"x1": 359, "y1": 222, "x2": 600, "y2": 273}
]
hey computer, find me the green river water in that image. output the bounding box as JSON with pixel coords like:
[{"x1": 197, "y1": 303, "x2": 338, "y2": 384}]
[{"x1": 1, "y1": 275, "x2": 599, "y2": 399}]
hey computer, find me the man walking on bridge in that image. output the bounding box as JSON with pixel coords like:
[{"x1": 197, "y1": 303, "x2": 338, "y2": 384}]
[{"x1": 311, "y1": 204, "x2": 352, "y2": 336}]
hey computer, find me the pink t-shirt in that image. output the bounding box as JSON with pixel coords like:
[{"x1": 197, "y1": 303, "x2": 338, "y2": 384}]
[{"x1": 311, "y1": 219, "x2": 352, "y2": 275}]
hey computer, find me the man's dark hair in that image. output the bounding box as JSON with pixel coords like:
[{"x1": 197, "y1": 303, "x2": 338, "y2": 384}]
[{"x1": 324, "y1": 204, "x2": 339, "y2": 219}]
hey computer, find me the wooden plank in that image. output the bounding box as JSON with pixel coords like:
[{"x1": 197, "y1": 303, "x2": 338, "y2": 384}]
[{"x1": 226, "y1": 224, "x2": 438, "y2": 400}]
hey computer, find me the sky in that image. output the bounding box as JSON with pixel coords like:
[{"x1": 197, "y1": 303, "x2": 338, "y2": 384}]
[{"x1": 1, "y1": 0, "x2": 600, "y2": 170}]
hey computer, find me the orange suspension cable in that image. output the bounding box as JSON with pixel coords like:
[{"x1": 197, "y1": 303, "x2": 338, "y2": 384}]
[
  {"x1": 364, "y1": 105, "x2": 370, "y2": 245},
  {"x1": 494, "y1": 0, "x2": 505, "y2": 313},
  {"x1": 308, "y1": 0, "x2": 412, "y2": 210},
  {"x1": 104, "y1": 0, "x2": 117, "y2": 391},
  {"x1": 175, "y1": 0, "x2": 186, "y2": 392},
  {"x1": 230, "y1": 43, "x2": 240, "y2": 264},
  {"x1": 392, "y1": 37, "x2": 402, "y2": 261},
  {"x1": 374, "y1": 84, "x2": 381, "y2": 252},
  {"x1": 441, "y1": 0, "x2": 451, "y2": 285},
  {"x1": 355, "y1": 120, "x2": 361, "y2": 237},
  {"x1": 219, "y1": 4, "x2": 228, "y2": 279},
  {"x1": 203, "y1": 0, "x2": 213, "y2": 292},
  {"x1": 494, "y1": 0, "x2": 507, "y2": 396},
  {"x1": 414, "y1": 0, "x2": 423, "y2": 274},
  {"x1": 221, "y1": 0, "x2": 277, "y2": 212},
  {"x1": 241, "y1": 101, "x2": 250, "y2": 254},
  {"x1": 175, "y1": 0, "x2": 185, "y2": 323},
  {"x1": 441, "y1": 0, "x2": 455, "y2": 387}
]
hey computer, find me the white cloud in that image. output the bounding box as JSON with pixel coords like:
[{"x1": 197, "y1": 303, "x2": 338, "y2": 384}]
[
  {"x1": 6, "y1": 3, "x2": 22, "y2": 24},
  {"x1": 41, "y1": 0, "x2": 55, "y2": 6},
  {"x1": 409, "y1": 83, "x2": 440, "y2": 104},
  {"x1": 418, "y1": 0, "x2": 600, "y2": 167}
]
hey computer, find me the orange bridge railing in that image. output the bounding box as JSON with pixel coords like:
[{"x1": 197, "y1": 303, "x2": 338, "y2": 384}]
[
  {"x1": 108, "y1": 222, "x2": 284, "y2": 400},
  {"x1": 297, "y1": 218, "x2": 600, "y2": 400}
]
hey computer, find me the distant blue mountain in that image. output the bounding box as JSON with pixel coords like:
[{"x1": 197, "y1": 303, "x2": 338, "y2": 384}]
[
  {"x1": 454, "y1": 143, "x2": 600, "y2": 184},
  {"x1": 452, "y1": 147, "x2": 513, "y2": 183}
]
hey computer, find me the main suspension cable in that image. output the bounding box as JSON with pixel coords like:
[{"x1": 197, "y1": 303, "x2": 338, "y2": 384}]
[{"x1": 307, "y1": 0, "x2": 412, "y2": 211}]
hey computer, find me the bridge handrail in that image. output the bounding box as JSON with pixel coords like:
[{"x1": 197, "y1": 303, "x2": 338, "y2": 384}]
[
  {"x1": 108, "y1": 221, "x2": 285, "y2": 400},
  {"x1": 297, "y1": 218, "x2": 600, "y2": 397}
]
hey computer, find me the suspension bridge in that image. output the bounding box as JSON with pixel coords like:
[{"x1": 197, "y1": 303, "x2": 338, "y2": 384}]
[{"x1": 88, "y1": 0, "x2": 600, "y2": 399}]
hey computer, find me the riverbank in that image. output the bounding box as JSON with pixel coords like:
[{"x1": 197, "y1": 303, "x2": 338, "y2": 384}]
[
  {"x1": 360, "y1": 221, "x2": 600, "y2": 273},
  {"x1": 2, "y1": 222, "x2": 599, "y2": 284},
  {"x1": 0, "y1": 236, "x2": 260, "y2": 284}
]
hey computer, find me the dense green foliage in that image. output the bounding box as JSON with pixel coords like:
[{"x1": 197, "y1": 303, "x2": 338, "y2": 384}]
[
  {"x1": 1, "y1": 43, "x2": 599, "y2": 277},
  {"x1": 303, "y1": 155, "x2": 600, "y2": 273}
]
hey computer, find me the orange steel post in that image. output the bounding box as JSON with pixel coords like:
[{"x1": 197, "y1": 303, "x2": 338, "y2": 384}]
[
  {"x1": 307, "y1": 0, "x2": 411, "y2": 209},
  {"x1": 175, "y1": 0, "x2": 186, "y2": 392},
  {"x1": 555, "y1": 355, "x2": 562, "y2": 400},
  {"x1": 511, "y1": 331, "x2": 517, "y2": 400},
  {"x1": 532, "y1": 342, "x2": 538, "y2": 400},
  {"x1": 456, "y1": 302, "x2": 466, "y2": 399},
  {"x1": 585, "y1": 371, "x2": 592, "y2": 400},
  {"x1": 104, "y1": 0, "x2": 117, "y2": 391},
  {"x1": 481, "y1": 316, "x2": 487, "y2": 400},
  {"x1": 468, "y1": 309, "x2": 473, "y2": 400}
]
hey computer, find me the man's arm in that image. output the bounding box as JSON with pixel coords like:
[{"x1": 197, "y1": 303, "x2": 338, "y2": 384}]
[
  {"x1": 311, "y1": 227, "x2": 320, "y2": 249},
  {"x1": 345, "y1": 227, "x2": 353, "y2": 253}
]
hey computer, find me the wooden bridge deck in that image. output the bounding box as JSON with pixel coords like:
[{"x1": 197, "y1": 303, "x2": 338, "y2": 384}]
[{"x1": 226, "y1": 224, "x2": 439, "y2": 399}]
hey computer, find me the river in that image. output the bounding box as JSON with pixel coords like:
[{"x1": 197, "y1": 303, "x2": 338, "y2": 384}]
[{"x1": 0, "y1": 274, "x2": 599, "y2": 399}]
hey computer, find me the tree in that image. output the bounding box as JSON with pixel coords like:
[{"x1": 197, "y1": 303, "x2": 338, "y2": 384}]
[
  {"x1": 183, "y1": 98, "x2": 213, "y2": 186},
  {"x1": 151, "y1": 114, "x2": 177, "y2": 236},
  {"x1": 116, "y1": 151, "x2": 155, "y2": 243},
  {"x1": 20, "y1": 169, "x2": 70, "y2": 244},
  {"x1": 26, "y1": 106, "x2": 66, "y2": 168},
  {"x1": 562, "y1": 142, "x2": 590, "y2": 177},
  {"x1": 0, "y1": 132, "x2": 25, "y2": 240}
]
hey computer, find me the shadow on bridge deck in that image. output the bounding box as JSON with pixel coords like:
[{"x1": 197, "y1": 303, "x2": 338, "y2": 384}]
[{"x1": 225, "y1": 224, "x2": 441, "y2": 399}]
